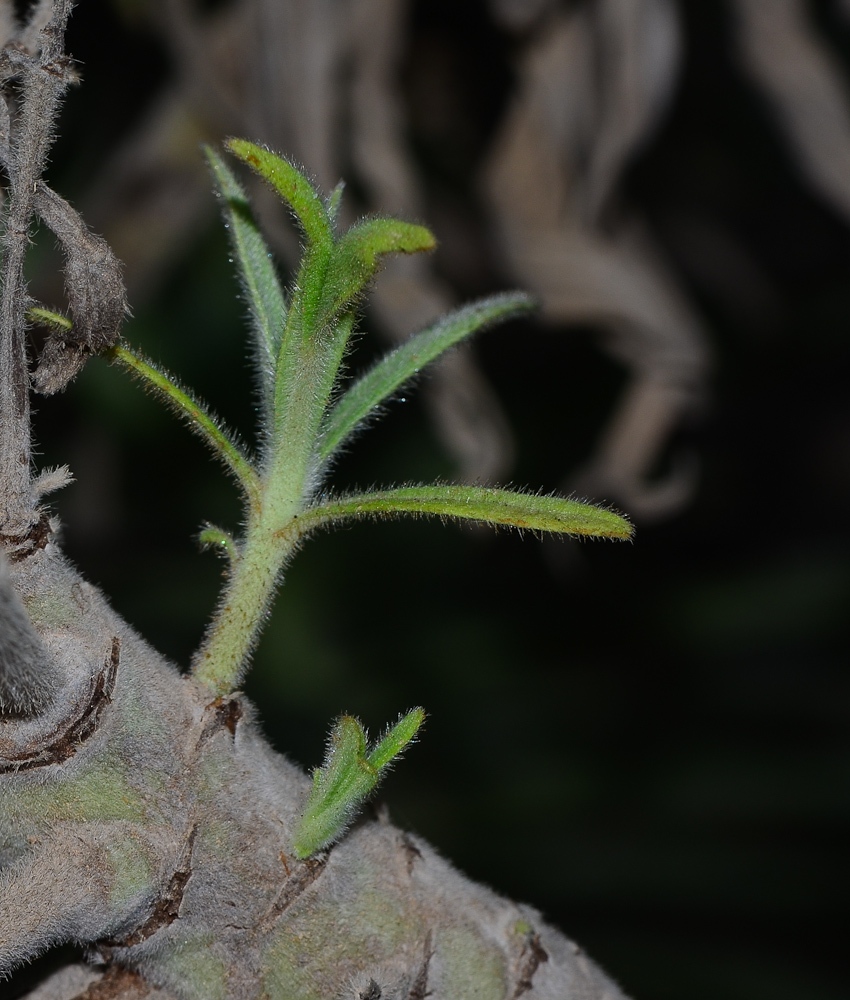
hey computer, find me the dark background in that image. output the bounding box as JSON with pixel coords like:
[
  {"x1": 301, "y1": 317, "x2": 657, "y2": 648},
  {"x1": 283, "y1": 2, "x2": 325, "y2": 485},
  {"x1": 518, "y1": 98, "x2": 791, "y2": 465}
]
[{"x1": 23, "y1": 1, "x2": 850, "y2": 998}]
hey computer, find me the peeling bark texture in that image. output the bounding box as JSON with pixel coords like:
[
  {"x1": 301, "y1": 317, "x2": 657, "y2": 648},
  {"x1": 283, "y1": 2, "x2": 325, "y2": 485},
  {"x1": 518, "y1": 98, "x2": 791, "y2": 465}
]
[{"x1": 1, "y1": 544, "x2": 632, "y2": 1000}]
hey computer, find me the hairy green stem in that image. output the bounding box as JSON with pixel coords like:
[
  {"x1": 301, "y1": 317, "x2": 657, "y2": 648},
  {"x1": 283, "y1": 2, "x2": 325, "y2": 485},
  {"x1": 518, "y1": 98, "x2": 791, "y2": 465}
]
[
  {"x1": 192, "y1": 517, "x2": 296, "y2": 695},
  {"x1": 191, "y1": 355, "x2": 326, "y2": 694}
]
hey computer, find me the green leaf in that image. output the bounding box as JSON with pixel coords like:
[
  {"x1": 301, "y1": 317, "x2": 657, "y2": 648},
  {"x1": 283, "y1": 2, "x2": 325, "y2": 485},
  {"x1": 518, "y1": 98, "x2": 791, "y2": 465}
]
[
  {"x1": 296, "y1": 485, "x2": 633, "y2": 540},
  {"x1": 226, "y1": 139, "x2": 332, "y2": 252},
  {"x1": 325, "y1": 180, "x2": 345, "y2": 228},
  {"x1": 292, "y1": 708, "x2": 424, "y2": 858},
  {"x1": 318, "y1": 292, "x2": 535, "y2": 464},
  {"x1": 367, "y1": 707, "x2": 425, "y2": 771},
  {"x1": 205, "y1": 146, "x2": 286, "y2": 403},
  {"x1": 318, "y1": 217, "x2": 435, "y2": 323},
  {"x1": 225, "y1": 141, "x2": 339, "y2": 371},
  {"x1": 110, "y1": 345, "x2": 261, "y2": 508},
  {"x1": 198, "y1": 524, "x2": 239, "y2": 563}
]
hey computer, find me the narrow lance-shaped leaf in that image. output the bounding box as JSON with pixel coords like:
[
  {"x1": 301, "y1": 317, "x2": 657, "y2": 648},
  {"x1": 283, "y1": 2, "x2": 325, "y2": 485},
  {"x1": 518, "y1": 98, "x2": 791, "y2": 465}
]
[
  {"x1": 317, "y1": 216, "x2": 436, "y2": 324},
  {"x1": 325, "y1": 180, "x2": 345, "y2": 229},
  {"x1": 318, "y1": 292, "x2": 535, "y2": 465},
  {"x1": 295, "y1": 485, "x2": 633, "y2": 540},
  {"x1": 226, "y1": 139, "x2": 332, "y2": 252},
  {"x1": 226, "y1": 141, "x2": 336, "y2": 372},
  {"x1": 367, "y1": 707, "x2": 425, "y2": 771},
  {"x1": 110, "y1": 345, "x2": 261, "y2": 509},
  {"x1": 205, "y1": 146, "x2": 286, "y2": 404},
  {"x1": 293, "y1": 709, "x2": 425, "y2": 858}
]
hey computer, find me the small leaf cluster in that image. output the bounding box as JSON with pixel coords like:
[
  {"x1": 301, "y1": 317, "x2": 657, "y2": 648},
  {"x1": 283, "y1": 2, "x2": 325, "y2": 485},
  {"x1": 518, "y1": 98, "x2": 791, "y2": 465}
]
[{"x1": 293, "y1": 708, "x2": 425, "y2": 858}]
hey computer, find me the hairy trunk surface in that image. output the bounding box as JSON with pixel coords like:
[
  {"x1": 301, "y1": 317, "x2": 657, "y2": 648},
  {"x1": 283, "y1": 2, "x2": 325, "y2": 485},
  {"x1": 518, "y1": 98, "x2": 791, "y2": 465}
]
[{"x1": 2, "y1": 542, "x2": 629, "y2": 1000}]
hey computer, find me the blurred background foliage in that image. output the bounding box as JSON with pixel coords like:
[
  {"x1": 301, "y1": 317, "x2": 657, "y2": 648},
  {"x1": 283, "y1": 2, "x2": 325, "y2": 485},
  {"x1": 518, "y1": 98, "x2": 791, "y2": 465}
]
[{"x1": 22, "y1": 0, "x2": 850, "y2": 997}]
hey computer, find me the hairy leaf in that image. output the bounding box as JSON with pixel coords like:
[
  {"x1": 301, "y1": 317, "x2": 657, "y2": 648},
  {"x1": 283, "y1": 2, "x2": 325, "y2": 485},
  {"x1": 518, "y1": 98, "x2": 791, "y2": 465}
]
[
  {"x1": 367, "y1": 707, "x2": 425, "y2": 771},
  {"x1": 198, "y1": 524, "x2": 239, "y2": 563},
  {"x1": 317, "y1": 217, "x2": 436, "y2": 323},
  {"x1": 325, "y1": 180, "x2": 345, "y2": 228},
  {"x1": 205, "y1": 146, "x2": 286, "y2": 406},
  {"x1": 298, "y1": 485, "x2": 633, "y2": 539},
  {"x1": 226, "y1": 139, "x2": 332, "y2": 252},
  {"x1": 319, "y1": 292, "x2": 535, "y2": 464}
]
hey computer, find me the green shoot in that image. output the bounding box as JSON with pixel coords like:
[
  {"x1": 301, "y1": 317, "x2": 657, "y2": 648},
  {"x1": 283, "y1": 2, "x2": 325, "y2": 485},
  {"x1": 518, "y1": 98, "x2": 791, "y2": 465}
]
[
  {"x1": 293, "y1": 709, "x2": 425, "y2": 858},
  {"x1": 198, "y1": 525, "x2": 239, "y2": 564},
  {"x1": 107, "y1": 142, "x2": 632, "y2": 821}
]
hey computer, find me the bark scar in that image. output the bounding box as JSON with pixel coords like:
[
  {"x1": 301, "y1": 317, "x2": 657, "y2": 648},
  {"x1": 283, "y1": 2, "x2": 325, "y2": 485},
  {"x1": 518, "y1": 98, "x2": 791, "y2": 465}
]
[
  {"x1": 408, "y1": 930, "x2": 434, "y2": 1000},
  {"x1": 511, "y1": 931, "x2": 549, "y2": 998},
  {"x1": 401, "y1": 831, "x2": 423, "y2": 874},
  {"x1": 0, "y1": 635, "x2": 119, "y2": 772},
  {"x1": 259, "y1": 851, "x2": 330, "y2": 931},
  {"x1": 0, "y1": 511, "x2": 51, "y2": 561},
  {"x1": 209, "y1": 695, "x2": 243, "y2": 737},
  {"x1": 98, "y1": 824, "x2": 198, "y2": 953},
  {"x1": 71, "y1": 965, "x2": 151, "y2": 999},
  {"x1": 198, "y1": 694, "x2": 244, "y2": 745}
]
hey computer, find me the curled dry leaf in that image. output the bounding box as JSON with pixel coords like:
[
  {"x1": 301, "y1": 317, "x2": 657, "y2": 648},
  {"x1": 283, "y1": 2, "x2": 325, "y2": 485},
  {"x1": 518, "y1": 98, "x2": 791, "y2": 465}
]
[{"x1": 32, "y1": 182, "x2": 128, "y2": 394}]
